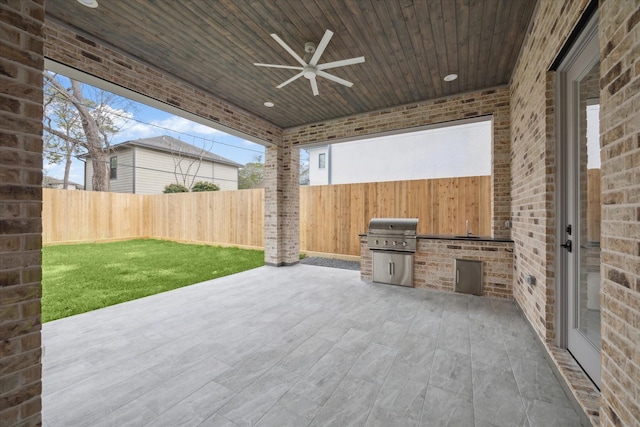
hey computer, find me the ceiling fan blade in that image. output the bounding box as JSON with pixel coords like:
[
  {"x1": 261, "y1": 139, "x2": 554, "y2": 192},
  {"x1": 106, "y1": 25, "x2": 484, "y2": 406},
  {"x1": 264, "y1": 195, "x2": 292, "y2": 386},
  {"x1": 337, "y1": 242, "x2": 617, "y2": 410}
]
[
  {"x1": 316, "y1": 70, "x2": 354, "y2": 87},
  {"x1": 310, "y1": 78, "x2": 319, "y2": 96},
  {"x1": 254, "y1": 63, "x2": 304, "y2": 70},
  {"x1": 270, "y1": 33, "x2": 307, "y2": 67},
  {"x1": 317, "y1": 56, "x2": 365, "y2": 70},
  {"x1": 309, "y1": 29, "x2": 334, "y2": 66},
  {"x1": 276, "y1": 72, "x2": 304, "y2": 89}
]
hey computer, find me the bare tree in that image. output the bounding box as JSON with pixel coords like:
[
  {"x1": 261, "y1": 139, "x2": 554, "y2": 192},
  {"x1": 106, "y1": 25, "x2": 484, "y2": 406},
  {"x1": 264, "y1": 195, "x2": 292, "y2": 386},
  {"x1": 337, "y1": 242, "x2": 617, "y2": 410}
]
[
  {"x1": 169, "y1": 138, "x2": 215, "y2": 190},
  {"x1": 43, "y1": 86, "x2": 83, "y2": 189},
  {"x1": 43, "y1": 73, "x2": 134, "y2": 191}
]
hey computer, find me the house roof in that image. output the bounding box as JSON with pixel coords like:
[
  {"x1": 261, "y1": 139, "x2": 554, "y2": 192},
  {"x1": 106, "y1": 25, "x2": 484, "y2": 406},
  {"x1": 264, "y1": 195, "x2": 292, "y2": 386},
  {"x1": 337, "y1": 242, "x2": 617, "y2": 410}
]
[
  {"x1": 109, "y1": 136, "x2": 243, "y2": 168},
  {"x1": 43, "y1": 176, "x2": 84, "y2": 189},
  {"x1": 45, "y1": 1, "x2": 537, "y2": 128}
]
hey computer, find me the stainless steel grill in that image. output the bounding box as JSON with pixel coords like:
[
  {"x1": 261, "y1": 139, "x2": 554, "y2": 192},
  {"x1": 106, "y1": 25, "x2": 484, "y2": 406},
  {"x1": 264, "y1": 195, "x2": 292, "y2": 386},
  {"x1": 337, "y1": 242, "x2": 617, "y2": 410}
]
[
  {"x1": 367, "y1": 218, "x2": 418, "y2": 252},
  {"x1": 367, "y1": 218, "x2": 418, "y2": 287}
]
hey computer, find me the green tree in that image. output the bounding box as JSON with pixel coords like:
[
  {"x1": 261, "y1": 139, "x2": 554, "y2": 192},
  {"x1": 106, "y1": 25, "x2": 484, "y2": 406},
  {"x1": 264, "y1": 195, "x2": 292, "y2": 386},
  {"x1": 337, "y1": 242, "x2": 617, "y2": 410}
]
[
  {"x1": 191, "y1": 181, "x2": 220, "y2": 192},
  {"x1": 238, "y1": 155, "x2": 264, "y2": 189}
]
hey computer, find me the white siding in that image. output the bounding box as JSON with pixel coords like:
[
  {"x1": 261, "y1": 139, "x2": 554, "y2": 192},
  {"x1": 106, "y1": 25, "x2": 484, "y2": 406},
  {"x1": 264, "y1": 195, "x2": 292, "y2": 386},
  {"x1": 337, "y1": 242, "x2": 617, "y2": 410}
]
[
  {"x1": 134, "y1": 147, "x2": 238, "y2": 194},
  {"x1": 84, "y1": 149, "x2": 134, "y2": 192},
  {"x1": 195, "y1": 160, "x2": 239, "y2": 191},
  {"x1": 109, "y1": 149, "x2": 134, "y2": 193}
]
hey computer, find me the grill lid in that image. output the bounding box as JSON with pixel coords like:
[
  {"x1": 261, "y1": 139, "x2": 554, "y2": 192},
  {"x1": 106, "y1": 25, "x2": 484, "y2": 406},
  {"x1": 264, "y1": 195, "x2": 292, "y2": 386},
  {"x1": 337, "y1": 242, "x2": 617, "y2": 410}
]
[{"x1": 368, "y1": 218, "x2": 418, "y2": 235}]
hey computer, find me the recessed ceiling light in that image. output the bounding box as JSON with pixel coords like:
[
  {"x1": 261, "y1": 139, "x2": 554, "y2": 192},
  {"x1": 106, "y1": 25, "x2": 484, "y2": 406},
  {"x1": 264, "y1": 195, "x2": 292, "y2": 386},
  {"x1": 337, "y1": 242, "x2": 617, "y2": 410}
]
[
  {"x1": 444, "y1": 74, "x2": 458, "y2": 82},
  {"x1": 77, "y1": 0, "x2": 99, "y2": 8},
  {"x1": 264, "y1": 101, "x2": 274, "y2": 108}
]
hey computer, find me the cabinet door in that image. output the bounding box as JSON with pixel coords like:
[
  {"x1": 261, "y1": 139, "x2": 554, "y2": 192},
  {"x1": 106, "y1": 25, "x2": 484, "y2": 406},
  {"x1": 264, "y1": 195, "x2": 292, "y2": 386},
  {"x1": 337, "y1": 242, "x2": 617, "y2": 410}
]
[
  {"x1": 372, "y1": 251, "x2": 413, "y2": 287},
  {"x1": 455, "y1": 259, "x2": 483, "y2": 295}
]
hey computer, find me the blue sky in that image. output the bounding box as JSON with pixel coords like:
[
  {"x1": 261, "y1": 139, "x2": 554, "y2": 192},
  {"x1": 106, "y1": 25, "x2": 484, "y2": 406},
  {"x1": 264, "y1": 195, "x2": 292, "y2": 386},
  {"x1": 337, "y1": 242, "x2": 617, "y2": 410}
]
[{"x1": 43, "y1": 77, "x2": 270, "y2": 185}]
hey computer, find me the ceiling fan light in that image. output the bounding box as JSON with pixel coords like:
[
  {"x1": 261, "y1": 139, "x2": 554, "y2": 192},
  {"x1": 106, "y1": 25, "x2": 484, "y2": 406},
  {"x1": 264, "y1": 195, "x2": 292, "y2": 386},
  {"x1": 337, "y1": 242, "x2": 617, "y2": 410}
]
[
  {"x1": 303, "y1": 66, "x2": 316, "y2": 80},
  {"x1": 444, "y1": 73, "x2": 458, "y2": 82},
  {"x1": 264, "y1": 101, "x2": 274, "y2": 107},
  {"x1": 77, "y1": 0, "x2": 99, "y2": 8}
]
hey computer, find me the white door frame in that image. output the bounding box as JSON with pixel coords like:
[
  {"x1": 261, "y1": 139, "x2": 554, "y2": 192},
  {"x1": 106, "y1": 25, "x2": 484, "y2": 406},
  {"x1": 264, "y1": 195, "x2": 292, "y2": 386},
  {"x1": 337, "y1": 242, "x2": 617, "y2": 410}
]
[{"x1": 555, "y1": 12, "x2": 600, "y2": 388}]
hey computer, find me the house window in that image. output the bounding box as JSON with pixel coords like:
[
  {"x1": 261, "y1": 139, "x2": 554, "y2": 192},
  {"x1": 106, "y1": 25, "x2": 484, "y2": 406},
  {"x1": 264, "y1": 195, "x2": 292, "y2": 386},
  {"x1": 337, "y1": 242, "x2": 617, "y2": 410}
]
[
  {"x1": 110, "y1": 156, "x2": 117, "y2": 179},
  {"x1": 318, "y1": 153, "x2": 326, "y2": 169}
]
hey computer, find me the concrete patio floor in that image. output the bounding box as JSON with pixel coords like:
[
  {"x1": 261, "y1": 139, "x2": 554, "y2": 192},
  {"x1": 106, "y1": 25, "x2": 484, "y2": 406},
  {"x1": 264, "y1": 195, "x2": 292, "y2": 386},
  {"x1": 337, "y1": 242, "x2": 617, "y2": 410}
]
[{"x1": 42, "y1": 264, "x2": 583, "y2": 426}]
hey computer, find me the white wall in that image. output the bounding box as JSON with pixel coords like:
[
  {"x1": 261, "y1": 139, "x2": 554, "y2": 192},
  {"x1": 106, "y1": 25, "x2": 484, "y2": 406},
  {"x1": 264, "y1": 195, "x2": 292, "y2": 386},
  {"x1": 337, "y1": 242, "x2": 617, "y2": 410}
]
[
  {"x1": 307, "y1": 120, "x2": 492, "y2": 185},
  {"x1": 308, "y1": 147, "x2": 329, "y2": 185}
]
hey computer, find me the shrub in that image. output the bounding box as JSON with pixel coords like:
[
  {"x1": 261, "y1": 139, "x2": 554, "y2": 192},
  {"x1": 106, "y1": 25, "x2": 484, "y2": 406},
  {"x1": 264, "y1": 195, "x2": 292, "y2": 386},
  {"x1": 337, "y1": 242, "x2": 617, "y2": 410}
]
[
  {"x1": 163, "y1": 183, "x2": 189, "y2": 193},
  {"x1": 191, "y1": 181, "x2": 220, "y2": 192}
]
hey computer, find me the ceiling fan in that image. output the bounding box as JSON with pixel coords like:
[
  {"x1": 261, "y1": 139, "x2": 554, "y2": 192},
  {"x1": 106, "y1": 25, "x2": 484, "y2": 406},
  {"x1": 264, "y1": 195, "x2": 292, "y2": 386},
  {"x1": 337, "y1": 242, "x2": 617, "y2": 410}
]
[{"x1": 254, "y1": 29, "x2": 365, "y2": 96}]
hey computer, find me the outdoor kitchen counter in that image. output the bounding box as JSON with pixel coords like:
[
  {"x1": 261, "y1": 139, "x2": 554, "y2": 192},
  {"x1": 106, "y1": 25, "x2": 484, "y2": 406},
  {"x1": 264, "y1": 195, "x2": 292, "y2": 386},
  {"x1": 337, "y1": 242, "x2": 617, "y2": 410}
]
[{"x1": 360, "y1": 234, "x2": 514, "y2": 298}]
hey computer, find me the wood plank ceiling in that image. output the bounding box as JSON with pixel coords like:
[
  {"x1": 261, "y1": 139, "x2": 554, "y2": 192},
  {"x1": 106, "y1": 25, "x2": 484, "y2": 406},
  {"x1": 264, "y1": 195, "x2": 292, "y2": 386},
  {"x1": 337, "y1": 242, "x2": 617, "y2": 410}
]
[{"x1": 45, "y1": 0, "x2": 537, "y2": 129}]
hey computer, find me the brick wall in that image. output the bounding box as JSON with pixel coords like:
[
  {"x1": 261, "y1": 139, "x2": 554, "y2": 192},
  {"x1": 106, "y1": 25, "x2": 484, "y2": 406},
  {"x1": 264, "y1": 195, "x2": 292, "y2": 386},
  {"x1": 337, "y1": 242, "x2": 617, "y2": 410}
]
[
  {"x1": 510, "y1": 0, "x2": 604, "y2": 422},
  {"x1": 283, "y1": 87, "x2": 512, "y2": 240},
  {"x1": 599, "y1": 0, "x2": 640, "y2": 425},
  {"x1": 510, "y1": 0, "x2": 591, "y2": 344},
  {"x1": 0, "y1": 1, "x2": 45, "y2": 425},
  {"x1": 360, "y1": 237, "x2": 513, "y2": 298},
  {"x1": 264, "y1": 143, "x2": 299, "y2": 266}
]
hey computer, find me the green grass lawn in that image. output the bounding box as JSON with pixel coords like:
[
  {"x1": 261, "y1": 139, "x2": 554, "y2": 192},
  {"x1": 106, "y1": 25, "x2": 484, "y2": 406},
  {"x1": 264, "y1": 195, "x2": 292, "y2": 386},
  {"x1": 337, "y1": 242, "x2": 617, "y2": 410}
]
[{"x1": 42, "y1": 239, "x2": 264, "y2": 322}]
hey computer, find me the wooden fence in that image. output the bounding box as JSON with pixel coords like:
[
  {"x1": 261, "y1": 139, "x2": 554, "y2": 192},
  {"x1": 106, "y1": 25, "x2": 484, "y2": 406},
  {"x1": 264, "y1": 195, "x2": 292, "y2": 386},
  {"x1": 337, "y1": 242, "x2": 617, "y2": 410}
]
[
  {"x1": 587, "y1": 169, "x2": 601, "y2": 242},
  {"x1": 43, "y1": 189, "x2": 147, "y2": 243},
  {"x1": 43, "y1": 176, "x2": 492, "y2": 255},
  {"x1": 300, "y1": 177, "x2": 492, "y2": 255},
  {"x1": 145, "y1": 190, "x2": 264, "y2": 248},
  {"x1": 43, "y1": 188, "x2": 264, "y2": 248}
]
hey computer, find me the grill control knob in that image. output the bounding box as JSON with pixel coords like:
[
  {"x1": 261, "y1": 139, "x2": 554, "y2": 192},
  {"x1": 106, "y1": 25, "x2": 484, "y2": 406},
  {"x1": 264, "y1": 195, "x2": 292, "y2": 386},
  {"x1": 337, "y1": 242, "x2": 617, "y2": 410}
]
[
  {"x1": 374, "y1": 240, "x2": 379, "y2": 245},
  {"x1": 384, "y1": 240, "x2": 388, "y2": 245},
  {"x1": 393, "y1": 241, "x2": 397, "y2": 246},
  {"x1": 402, "y1": 241, "x2": 408, "y2": 247}
]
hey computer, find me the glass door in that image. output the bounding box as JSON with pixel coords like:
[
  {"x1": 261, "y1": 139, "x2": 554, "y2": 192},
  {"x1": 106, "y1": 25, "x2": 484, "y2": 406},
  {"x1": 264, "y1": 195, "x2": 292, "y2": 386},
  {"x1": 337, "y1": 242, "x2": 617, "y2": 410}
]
[{"x1": 559, "y1": 16, "x2": 601, "y2": 388}]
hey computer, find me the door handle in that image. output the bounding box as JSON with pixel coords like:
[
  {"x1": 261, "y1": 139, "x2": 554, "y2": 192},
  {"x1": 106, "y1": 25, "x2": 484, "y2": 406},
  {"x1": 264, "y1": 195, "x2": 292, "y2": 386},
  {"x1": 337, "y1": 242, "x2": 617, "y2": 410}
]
[
  {"x1": 561, "y1": 239, "x2": 572, "y2": 253},
  {"x1": 456, "y1": 269, "x2": 460, "y2": 284},
  {"x1": 389, "y1": 261, "x2": 393, "y2": 276}
]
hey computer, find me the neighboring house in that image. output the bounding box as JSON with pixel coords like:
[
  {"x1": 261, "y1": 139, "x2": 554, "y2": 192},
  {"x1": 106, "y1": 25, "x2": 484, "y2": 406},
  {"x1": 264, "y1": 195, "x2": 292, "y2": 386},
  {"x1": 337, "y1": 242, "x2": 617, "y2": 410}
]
[
  {"x1": 82, "y1": 135, "x2": 242, "y2": 193},
  {"x1": 42, "y1": 176, "x2": 84, "y2": 190},
  {"x1": 307, "y1": 119, "x2": 492, "y2": 186}
]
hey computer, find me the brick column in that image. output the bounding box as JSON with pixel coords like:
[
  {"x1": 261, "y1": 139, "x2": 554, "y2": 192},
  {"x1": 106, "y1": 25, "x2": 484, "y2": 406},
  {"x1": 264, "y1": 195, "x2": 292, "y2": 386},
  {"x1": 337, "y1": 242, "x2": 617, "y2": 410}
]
[
  {"x1": 0, "y1": 1, "x2": 45, "y2": 425},
  {"x1": 264, "y1": 140, "x2": 299, "y2": 266},
  {"x1": 599, "y1": 1, "x2": 640, "y2": 425}
]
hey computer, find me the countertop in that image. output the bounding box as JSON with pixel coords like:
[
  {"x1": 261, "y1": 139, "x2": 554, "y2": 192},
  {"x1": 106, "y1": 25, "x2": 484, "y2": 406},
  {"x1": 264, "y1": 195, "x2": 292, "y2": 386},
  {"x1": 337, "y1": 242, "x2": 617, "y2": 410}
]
[
  {"x1": 359, "y1": 233, "x2": 513, "y2": 243},
  {"x1": 416, "y1": 234, "x2": 513, "y2": 243}
]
